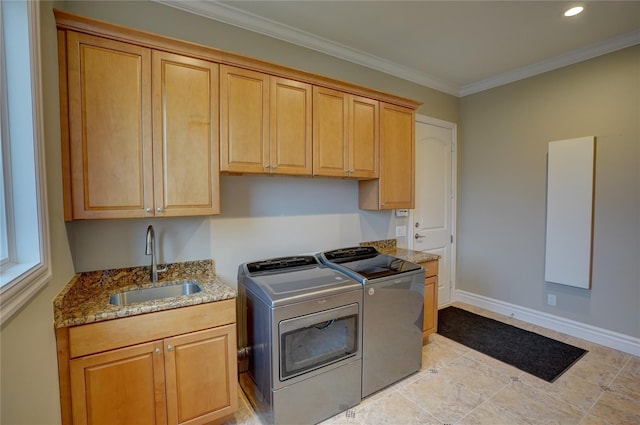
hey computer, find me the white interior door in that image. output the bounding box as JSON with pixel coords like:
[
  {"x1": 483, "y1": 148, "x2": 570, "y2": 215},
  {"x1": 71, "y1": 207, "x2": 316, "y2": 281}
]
[{"x1": 412, "y1": 116, "x2": 456, "y2": 306}]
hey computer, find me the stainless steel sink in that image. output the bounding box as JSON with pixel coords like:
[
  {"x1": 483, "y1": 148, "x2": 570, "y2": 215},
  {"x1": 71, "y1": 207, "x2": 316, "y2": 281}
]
[{"x1": 109, "y1": 281, "x2": 202, "y2": 306}]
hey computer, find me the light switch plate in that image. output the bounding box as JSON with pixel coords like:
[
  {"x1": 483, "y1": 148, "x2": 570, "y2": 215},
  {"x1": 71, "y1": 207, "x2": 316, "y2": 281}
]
[
  {"x1": 395, "y1": 209, "x2": 409, "y2": 217},
  {"x1": 395, "y1": 226, "x2": 407, "y2": 237}
]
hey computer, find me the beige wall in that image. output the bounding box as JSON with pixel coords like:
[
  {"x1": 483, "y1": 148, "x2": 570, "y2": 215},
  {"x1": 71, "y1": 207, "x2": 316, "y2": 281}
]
[
  {"x1": 458, "y1": 44, "x2": 640, "y2": 338},
  {"x1": 0, "y1": 2, "x2": 76, "y2": 424},
  {"x1": 0, "y1": 1, "x2": 459, "y2": 423}
]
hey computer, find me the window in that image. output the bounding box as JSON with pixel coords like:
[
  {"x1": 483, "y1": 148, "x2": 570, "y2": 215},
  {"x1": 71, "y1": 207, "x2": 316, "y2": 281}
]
[{"x1": 0, "y1": 0, "x2": 51, "y2": 324}]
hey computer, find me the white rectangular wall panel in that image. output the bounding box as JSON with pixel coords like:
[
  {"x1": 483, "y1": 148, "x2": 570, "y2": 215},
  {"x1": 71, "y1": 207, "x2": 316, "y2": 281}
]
[{"x1": 545, "y1": 137, "x2": 595, "y2": 288}]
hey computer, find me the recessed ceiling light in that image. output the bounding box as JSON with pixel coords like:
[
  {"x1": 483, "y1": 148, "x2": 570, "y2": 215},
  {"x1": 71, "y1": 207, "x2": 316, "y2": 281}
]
[{"x1": 564, "y1": 6, "x2": 584, "y2": 17}]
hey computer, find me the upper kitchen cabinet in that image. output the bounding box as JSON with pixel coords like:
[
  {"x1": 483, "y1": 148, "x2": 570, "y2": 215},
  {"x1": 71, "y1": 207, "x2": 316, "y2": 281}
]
[
  {"x1": 59, "y1": 30, "x2": 219, "y2": 220},
  {"x1": 220, "y1": 65, "x2": 312, "y2": 176},
  {"x1": 152, "y1": 52, "x2": 219, "y2": 217},
  {"x1": 55, "y1": 9, "x2": 421, "y2": 215},
  {"x1": 62, "y1": 32, "x2": 151, "y2": 220},
  {"x1": 359, "y1": 103, "x2": 415, "y2": 210},
  {"x1": 313, "y1": 87, "x2": 379, "y2": 179}
]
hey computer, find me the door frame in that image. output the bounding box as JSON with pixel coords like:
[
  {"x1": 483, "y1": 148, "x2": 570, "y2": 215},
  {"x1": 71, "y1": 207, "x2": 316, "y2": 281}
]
[{"x1": 411, "y1": 114, "x2": 457, "y2": 306}]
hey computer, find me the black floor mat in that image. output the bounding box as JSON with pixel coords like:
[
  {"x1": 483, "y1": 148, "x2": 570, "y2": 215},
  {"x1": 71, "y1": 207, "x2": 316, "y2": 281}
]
[{"x1": 437, "y1": 306, "x2": 587, "y2": 382}]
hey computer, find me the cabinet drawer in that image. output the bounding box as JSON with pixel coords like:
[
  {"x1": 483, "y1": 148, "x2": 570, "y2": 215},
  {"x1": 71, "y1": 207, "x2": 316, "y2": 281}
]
[
  {"x1": 424, "y1": 260, "x2": 438, "y2": 278},
  {"x1": 69, "y1": 299, "x2": 235, "y2": 358}
]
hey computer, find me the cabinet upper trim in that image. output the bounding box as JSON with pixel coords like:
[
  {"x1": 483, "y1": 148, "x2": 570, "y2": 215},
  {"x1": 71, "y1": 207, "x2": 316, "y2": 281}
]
[{"x1": 53, "y1": 8, "x2": 421, "y2": 110}]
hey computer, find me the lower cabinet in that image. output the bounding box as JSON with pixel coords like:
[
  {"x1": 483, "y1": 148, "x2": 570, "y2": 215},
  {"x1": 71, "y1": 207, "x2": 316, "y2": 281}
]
[
  {"x1": 420, "y1": 260, "x2": 439, "y2": 342},
  {"x1": 69, "y1": 340, "x2": 168, "y2": 425},
  {"x1": 57, "y1": 300, "x2": 237, "y2": 425},
  {"x1": 164, "y1": 326, "x2": 237, "y2": 425}
]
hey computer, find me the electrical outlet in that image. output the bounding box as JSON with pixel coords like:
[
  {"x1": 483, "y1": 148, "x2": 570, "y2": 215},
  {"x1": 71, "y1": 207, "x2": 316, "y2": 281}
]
[
  {"x1": 547, "y1": 294, "x2": 557, "y2": 306},
  {"x1": 395, "y1": 226, "x2": 407, "y2": 237}
]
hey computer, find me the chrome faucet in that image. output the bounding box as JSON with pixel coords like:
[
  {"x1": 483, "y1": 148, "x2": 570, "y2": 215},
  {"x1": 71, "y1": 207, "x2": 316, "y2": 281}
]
[{"x1": 145, "y1": 225, "x2": 167, "y2": 282}]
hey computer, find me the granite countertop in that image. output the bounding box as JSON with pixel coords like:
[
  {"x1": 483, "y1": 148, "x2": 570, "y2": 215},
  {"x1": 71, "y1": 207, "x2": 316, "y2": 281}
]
[
  {"x1": 53, "y1": 259, "x2": 236, "y2": 328},
  {"x1": 359, "y1": 239, "x2": 440, "y2": 264}
]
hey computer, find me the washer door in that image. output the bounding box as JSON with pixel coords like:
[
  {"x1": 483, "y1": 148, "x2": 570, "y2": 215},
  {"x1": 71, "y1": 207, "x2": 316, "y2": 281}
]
[{"x1": 279, "y1": 302, "x2": 359, "y2": 381}]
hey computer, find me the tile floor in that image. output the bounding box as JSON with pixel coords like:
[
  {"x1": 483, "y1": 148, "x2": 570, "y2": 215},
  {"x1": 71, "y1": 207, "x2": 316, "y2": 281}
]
[{"x1": 225, "y1": 302, "x2": 640, "y2": 425}]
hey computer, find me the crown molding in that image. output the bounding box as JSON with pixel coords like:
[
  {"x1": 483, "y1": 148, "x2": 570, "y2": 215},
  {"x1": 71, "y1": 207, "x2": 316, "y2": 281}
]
[
  {"x1": 155, "y1": 0, "x2": 640, "y2": 98},
  {"x1": 459, "y1": 28, "x2": 640, "y2": 97},
  {"x1": 153, "y1": 0, "x2": 460, "y2": 95}
]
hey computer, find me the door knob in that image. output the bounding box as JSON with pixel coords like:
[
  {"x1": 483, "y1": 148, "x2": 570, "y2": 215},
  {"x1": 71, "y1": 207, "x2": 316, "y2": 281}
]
[{"x1": 415, "y1": 233, "x2": 426, "y2": 240}]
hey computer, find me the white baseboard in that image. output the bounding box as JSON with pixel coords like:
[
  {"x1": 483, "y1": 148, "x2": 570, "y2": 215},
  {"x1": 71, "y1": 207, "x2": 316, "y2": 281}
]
[{"x1": 454, "y1": 290, "x2": 640, "y2": 356}]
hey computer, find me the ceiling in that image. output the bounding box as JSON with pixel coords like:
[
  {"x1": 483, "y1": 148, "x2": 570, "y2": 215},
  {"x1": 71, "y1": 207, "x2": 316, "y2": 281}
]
[{"x1": 157, "y1": 1, "x2": 640, "y2": 97}]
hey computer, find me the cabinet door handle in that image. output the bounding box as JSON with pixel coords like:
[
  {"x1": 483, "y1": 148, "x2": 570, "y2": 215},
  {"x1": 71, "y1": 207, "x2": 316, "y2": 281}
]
[
  {"x1": 156, "y1": 207, "x2": 163, "y2": 213},
  {"x1": 154, "y1": 348, "x2": 161, "y2": 354},
  {"x1": 166, "y1": 345, "x2": 173, "y2": 352},
  {"x1": 146, "y1": 208, "x2": 152, "y2": 213}
]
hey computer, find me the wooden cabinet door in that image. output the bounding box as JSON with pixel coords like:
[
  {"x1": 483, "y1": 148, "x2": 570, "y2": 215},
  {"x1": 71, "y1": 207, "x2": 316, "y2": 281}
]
[
  {"x1": 164, "y1": 325, "x2": 238, "y2": 425},
  {"x1": 359, "y1": 102, "x2": 415, "y2": 209},
  {"x1": 152, "y1": 52, "x2": 219, "y2": 216},
  {"x1": 423, "y1": 276, "x2": 438, "y2": 336},
  {"x1": 379, "y1": 103, "x2": 415, "y2": 208},
  {"x1": 66, "y1": 31, "x2": 153, "y2": 219},
  {"x1": 220, "y1": 65, "x2": 269, "y2": 173},
  {"x1": 270, "y1": 77, "x2": 312, "y2": 175},
  {"x1": 313, "y1": 86, "x2": 349, "y2": 177},
  {"x1": 313, "y1": 89, "x2": 378, "y2": 178},
  {"x1": 422, "y1": 260, "x2": 439, "y2": 341},
  {"x1": 350, "y1": 96, "x2": 379, "y2": 178},
  {"x1": 69, "y1": 341, "x2": 166, "y2": 425}
]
